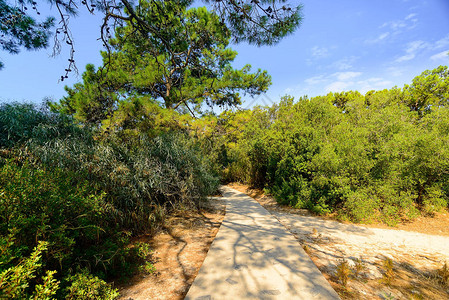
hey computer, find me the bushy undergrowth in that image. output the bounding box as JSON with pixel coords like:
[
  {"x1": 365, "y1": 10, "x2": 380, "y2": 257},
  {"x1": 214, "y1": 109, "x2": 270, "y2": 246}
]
[
  {"x1": 0, "y1": 102, "x2": 218, "y2": 298},
  {"x1": 196, "y1": 66, "x2": 449, "y2": 225},
  {"x1": 28, "y1": 130, "x2": 218, "y2": 232}
]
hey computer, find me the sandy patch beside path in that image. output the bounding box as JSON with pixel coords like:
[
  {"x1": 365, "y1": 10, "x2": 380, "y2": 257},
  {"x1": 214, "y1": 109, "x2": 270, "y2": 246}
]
[
  {"x1": 273, "y1": 211, "x2": 449, "y2": 266},
  {"x1": 229, "y1": 183, "x2": 449, "y2": 299},
  {"x1": 272, "y1": 211, "x2": 449, "y2": 299}
]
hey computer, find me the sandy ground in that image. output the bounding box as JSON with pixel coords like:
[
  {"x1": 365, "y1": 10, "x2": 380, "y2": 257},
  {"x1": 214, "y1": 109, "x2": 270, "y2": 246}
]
[
  {"x1": 229, "y1": 183, "x2": 449, "y2": 300},
  {"x1": 275, "y1": 211, "x2": 449, "y2": 299},
  {"x1": 118, "y1": 197, "x2": 226, "y2": 300},
  {"x1": 118, "y1": 184, "x2": 449, "y2": 300}
]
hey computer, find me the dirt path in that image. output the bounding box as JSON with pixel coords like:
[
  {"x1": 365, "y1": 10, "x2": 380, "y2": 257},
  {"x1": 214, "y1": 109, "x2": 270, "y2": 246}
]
[{"x1": 229, "y1": 183, "x2": 449, "y2": 300}]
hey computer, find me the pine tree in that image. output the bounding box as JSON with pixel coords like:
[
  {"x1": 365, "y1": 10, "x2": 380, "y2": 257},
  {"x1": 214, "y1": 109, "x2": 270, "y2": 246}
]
[{"x1": 54, "y1": 3, "x2": 271, "y2": 129}]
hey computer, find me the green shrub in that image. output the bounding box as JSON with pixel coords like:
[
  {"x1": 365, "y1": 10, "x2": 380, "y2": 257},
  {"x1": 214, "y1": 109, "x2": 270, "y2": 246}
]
[
  {"x1": 1, "y1": 102, "x2": 219, "y2": 233},
  {"x1": 26, "y1": 131, "x2": 218, "y2": 231},
  {"x1": 343, "y1": 189, "x2": 379, "y2": 223},
  {"x1": 0, "y1": 102, "x2": 47, "y2": 148},
  {"x1": 64, "y1": 270, "x2": 119, "y2": 300},
  {"x1": 0, "y1": 161, "x2": 116, "y2": 272},
  {"x1": 0, "y1": 102, "x2": 88, "y2": 149},
  {"x1": 0, "y1": 102, "x2": 219, "y2": 297},
  {"x1": 248, "y1": 139, "x2": 268, "y2": 188},
  {"x1": 210, "y1": 69, "x2": 449, "y2": 224},
  {"x1": 0, "y1": 241, "x2": 60, "y2": 299},
  {"x1": 423, "y1": 186, "x2": 448, "y2": 214}
]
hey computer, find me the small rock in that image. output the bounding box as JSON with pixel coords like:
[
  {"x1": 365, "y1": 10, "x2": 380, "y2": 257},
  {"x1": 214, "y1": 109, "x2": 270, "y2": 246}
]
[
  {"x1": 346, "y1": 259, "x2": 356, "y2": 268},
  {"x1": 366, "y1": 264, "x2": 382, "y2": 279}
]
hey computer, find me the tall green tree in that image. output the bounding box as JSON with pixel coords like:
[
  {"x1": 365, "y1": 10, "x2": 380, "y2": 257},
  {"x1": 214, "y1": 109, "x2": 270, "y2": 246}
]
[
  {"x1": 55, "y1": 2, "x2": 271, "y2": 127},
  {"x1": 403, "y1": 65, "x2": 449, "y2": 115}
]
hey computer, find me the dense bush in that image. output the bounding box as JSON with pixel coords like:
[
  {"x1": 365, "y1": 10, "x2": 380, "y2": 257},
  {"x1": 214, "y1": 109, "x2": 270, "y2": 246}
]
[
  {"x1": 200, "y1": 66, "x2": 449, "y2": 225},
  {"x1": 28, "y1": 131, "x2": 219, "y2": 232},
  {"x1": 0, "y1": 102, "x2": 218, "y2": 298},
  {"x1": 0, "y1": 161, "x2": 113, "y2": 269},
  {"x1": 0, "y1": 102, "x2": 85, "y2": 148}
]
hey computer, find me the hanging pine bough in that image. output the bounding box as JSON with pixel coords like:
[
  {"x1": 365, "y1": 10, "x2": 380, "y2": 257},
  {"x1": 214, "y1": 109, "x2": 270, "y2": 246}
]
[
  {"x1": 0, "y1": 0, "x2": 55, "y2": 69},
  {"x1": 205, "y1": 0, "x2": 303, "y2": 46},
  {"x1": 0, "y1": 0, "x2": 303, "y2": 76}
]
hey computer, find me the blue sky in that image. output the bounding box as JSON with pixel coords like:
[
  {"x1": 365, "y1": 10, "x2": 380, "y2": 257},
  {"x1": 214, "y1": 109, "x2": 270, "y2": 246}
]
[{"x1": 1, "y1": 0, "x2": 448, "y2": 108}]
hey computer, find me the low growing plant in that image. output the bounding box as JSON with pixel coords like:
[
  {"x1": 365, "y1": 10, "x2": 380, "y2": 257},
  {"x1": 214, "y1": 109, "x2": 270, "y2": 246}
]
[
  {"x1": 381, "y1": 257, "x2": 395, "y2": 285},
  {"x1": 64, "y1": 270, "x2": 119, "y2": 300},
  {"x1": 336, "y1": 259, "x2": 352, "y2": 288},
  {"x1": 0, "y1": 241, "x2": 60, "y2": 299},
  {"x1": 353, "y1": 257, "x2": 367, "y2": 278},
  {"x1": 437, "y1": 262, "x2": 449, "y2": 286}
]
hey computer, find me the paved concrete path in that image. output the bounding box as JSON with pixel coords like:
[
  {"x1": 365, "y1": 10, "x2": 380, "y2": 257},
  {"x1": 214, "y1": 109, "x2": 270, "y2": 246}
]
[{"x1": 185, "y1": 186, "x2": 340, "y2": 300}]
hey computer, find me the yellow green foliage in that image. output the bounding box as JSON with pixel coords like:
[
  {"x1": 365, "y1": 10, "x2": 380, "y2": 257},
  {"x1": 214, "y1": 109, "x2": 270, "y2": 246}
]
[{"x1": 203, "y1": 67, "x2": 449, "y2": 225}]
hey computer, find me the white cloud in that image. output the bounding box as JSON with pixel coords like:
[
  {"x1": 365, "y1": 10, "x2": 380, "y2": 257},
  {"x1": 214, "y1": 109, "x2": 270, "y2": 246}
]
[
  {"x1": 357, "y1": 78, "x2": 393, "y2": 94},
  {"x1": 323, "y1": 76, "x2": 392, "y2": 94},
  {"x1": 331, "y1": 56, "x2": 358, "y2": 70},
  {"x1": 293, "y1": 69, "x2": 396, "y2": 97},
  {"x1": 334, "y1": 71, "x2": 362, "y2": 81},
  {"x1": 405, "y1": 13, "x2": 417, "y2": 20},
  {"x1": 305, "y1": 71, "x2": 362, "y2": 93},
  {"x1": 386, "y1": 67, "x2": 404, "y2": 77},
  {"x1": 381, "y1": 20, "x2": 407, "y2": 30},
  {"x1": 362, "y1": 78, "x2": 383, "y2": 83},
  {"x1": 305, "y1": 72, "x2": 362, "y2": 92},
  {"x1": 396, "y1": 54, "x2": 415, "y2": 62},
  {"x1": 311, "y1": 46, "x2": 330, "y2": 59},
  {"x1": 380, "y1": 13, "x2": 418, "y2": 33},
  {"x1": 305, "y1": 75, "x2": 326, "y2": 85},
  {"x1": 392, "y1": 36, "x2": 449, "y2": 64},
  {"x1": 366, "y1": 14, "x2": 418, "y2": 45},
  {"x1": 365, "y1": 32, "x2": 390, "y2": 44},
  {"x1": 325, "y1": 81, "x2": 352, "y2": 92},
  {"x1": 435, "y1": 35, "x2": 449, "y2": 49},
  {"x1": 377, "y1": 32, "x2": 390, "y2": 40},
  {"x1": 430, "y1": 50, "x2": 449, "y2": 61},
  {"x1": 395, "y1": 40, "x2": 429, "y2": 62}
]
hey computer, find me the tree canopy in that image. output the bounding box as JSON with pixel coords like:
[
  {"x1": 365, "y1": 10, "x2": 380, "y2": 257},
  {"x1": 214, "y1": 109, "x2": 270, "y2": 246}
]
[
  {"x1": 192, "y1": 66, "x2": 449, "y2": 225},
  {"x1": 53, "y1": 3, "x2": 271, "y2": 131},
  {"x1": 0, "y1": 0, "x2": 303, "y2": 73},
  {"x1": 403, "y1": 65, "x2": 449, "y2": 115}
]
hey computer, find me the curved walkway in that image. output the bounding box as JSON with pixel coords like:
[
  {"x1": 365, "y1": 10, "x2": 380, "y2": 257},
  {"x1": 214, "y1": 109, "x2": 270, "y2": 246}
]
[{"x1": 185, "y1": 186, "x2": 340, "y2": 300}]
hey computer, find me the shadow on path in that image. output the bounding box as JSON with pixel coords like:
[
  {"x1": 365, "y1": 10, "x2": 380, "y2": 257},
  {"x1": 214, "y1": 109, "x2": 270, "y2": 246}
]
[{"x1": 185, "y1": 186, "x2": 340, "y2": 300}]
